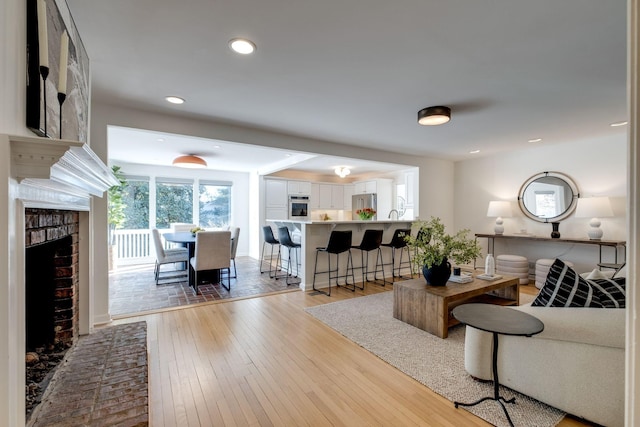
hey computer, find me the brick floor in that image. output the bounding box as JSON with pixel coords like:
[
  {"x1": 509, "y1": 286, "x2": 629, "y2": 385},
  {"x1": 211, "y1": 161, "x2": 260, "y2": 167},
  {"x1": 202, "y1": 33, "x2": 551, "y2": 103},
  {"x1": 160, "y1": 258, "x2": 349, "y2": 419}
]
[
  {"x1": 109, "y1": 256, "x2": 300, "y2": 317},
  {"x1": 27, "y1": 322, "x2": 148, "y2": 427}
]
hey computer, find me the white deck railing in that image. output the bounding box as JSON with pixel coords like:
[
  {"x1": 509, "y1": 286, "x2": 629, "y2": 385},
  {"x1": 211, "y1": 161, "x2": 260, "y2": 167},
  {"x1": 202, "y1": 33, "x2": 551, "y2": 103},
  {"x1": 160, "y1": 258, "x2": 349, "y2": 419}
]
[{"x1": 113, "y1": 229, "x2": 179, "y2": 266}]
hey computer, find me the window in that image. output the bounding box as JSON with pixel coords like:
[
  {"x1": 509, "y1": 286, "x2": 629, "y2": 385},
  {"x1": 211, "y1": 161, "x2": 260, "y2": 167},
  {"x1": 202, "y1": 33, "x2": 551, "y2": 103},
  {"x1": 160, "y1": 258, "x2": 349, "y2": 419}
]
[
  {"x1": 199, "y1": 182, "x2": 231, "y2": 228},
  {"x1": 155, "y1": 179, "x2": 193, "y2": 229},
  {"x1": 534, "y1": 191, "x2": 557, "y2": 218},
  {"x1": 121, "y1": 177, "x2": 149, "y2": 229}
]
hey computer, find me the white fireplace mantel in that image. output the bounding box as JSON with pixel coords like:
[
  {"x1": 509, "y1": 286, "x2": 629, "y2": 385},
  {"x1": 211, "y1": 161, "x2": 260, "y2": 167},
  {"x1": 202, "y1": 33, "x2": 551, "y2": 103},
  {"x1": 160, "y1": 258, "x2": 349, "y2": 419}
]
[{"x1": 8, "y1": 134, "x2": 119, "y2": 209}]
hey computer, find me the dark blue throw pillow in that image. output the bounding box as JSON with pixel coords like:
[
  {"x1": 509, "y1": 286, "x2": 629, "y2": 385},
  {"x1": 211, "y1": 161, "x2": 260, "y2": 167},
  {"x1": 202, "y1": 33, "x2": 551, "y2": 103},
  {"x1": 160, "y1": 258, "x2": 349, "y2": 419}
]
[{"x1": 532, "y1": 259, "x2": 604, "y2": 308}]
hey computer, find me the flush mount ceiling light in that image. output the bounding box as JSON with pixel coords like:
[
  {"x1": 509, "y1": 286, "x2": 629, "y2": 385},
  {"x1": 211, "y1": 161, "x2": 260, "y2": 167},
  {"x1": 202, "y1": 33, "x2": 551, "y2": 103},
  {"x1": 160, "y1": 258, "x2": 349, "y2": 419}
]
[
  {"x1": 528, "y1": 138, "x2": 543, "y2": 143},
  {"x1": 335, "y1": 167, "x2": 351, "y2": 178},
  {"x1": 417, "y1": 106, "x2": 451, "y2": 126},
  {"x1": 165, "y1": 96, "x2": 185, "y2": 104},
  {"x1": 172, "y1": 155, "x2": 207, "y2": 169},
  {"x1": 229, "y1": 38, "x2": 256, "y2": 54}
]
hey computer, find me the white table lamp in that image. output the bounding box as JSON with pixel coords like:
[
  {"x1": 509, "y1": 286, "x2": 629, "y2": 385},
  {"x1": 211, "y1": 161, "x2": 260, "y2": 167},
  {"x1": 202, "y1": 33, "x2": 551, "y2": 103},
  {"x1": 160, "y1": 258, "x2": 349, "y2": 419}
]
[
  {"x1": 487, "y1": 201, "x2": 512, "y2": 235},
  {"x1": 575, "y1": 197, "x2": 614, "y2": 240}
]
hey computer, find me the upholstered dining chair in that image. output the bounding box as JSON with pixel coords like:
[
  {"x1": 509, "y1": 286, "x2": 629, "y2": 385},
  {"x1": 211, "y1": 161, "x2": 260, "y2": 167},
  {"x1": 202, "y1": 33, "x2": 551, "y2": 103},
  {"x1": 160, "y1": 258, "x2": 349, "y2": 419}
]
[
  {"x1": 170, "y1": 222, "x2": 197, "y2": 232},
  {"x1": 229, "y1": 226, "x2": 240, "y2": 278},
  {"x1": 151, "y1": 228, "x2": 189, "y2": 285},
  {"x1": 189, "y1": 230, "x2": 231, "y2": 294}
]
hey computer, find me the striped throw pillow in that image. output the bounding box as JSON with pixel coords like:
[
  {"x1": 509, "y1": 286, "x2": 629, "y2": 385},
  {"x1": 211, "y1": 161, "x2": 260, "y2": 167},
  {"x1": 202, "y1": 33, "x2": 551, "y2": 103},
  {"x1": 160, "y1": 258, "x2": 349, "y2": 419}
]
[
  {"x1": 532, "y1": 259, "x2": 604, "y2": 308},
  {"x1": 587, "y1": 277, "x2": 626, "y2": 308}
]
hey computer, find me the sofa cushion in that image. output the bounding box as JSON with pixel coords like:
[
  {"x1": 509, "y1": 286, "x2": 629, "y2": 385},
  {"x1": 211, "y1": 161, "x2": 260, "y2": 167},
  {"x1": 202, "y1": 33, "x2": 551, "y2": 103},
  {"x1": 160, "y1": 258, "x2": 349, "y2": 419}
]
[
  {"x1": 588, "y1": 277, "x2": 626, "y2": 308},
  {"x1": 533, "y1": 259, "x2": 604, "y2": 307},
  {"x1": 514, "y1": 304, "x2": 626, "y2": 349}
]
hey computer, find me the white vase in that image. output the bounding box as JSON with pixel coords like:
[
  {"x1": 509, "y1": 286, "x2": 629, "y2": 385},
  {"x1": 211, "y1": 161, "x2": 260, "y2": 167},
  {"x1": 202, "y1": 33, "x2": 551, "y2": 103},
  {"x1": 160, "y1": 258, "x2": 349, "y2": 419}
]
[{"x1": 484, "y1": 253, "x2": 495, "y2": 276}]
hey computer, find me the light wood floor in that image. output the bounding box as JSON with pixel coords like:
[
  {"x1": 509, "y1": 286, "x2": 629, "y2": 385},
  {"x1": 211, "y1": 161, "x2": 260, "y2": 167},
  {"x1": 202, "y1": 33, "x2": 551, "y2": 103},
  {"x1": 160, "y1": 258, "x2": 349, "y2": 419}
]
[{"x1": 113, "y1": 282, "x2": 592, "y2": 426}]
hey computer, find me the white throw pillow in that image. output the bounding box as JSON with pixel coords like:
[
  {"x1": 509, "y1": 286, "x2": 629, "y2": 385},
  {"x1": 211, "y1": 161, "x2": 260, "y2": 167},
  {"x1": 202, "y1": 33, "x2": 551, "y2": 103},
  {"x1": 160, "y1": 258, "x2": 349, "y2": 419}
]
[
  {"x1": 613, "y1": 265, "x2": 627, "y2": 278},
  {"x1": 580, "y1": 268, "x2": 614, "y2": 280}
]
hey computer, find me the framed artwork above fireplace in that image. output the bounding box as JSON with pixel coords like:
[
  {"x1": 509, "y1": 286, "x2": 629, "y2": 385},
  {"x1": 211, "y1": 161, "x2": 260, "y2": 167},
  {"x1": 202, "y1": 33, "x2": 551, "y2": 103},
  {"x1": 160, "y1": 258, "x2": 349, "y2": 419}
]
[{"x1": 26, "y1": 0, "x2": 89, "y2": 142}]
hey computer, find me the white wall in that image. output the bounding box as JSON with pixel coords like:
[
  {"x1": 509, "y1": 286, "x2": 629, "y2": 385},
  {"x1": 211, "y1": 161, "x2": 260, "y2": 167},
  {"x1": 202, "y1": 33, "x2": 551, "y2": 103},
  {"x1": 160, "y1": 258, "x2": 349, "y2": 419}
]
[
  {"x1": 1, "y1": 0, "x2": 34, "y2": 424},
  {"x1": 454, "y1": 134, "x2": 627, "y2": 272}
]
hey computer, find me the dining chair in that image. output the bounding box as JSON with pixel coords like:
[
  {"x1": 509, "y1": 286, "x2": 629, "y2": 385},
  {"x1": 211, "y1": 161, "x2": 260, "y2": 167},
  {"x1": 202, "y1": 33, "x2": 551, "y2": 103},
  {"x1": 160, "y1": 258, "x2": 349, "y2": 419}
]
[
  {"x1": 151, "y1": 228, "x2": 188, "y2": 285},
  {"x1": 229, "y1": 226, "x2": 240, "y2": 278},
  {"x1": 189, "y1": 230, "x2": 231, "y2": 294},
  {"x1": 171, "y1": 222, "x2": 197, "y2": 232}
]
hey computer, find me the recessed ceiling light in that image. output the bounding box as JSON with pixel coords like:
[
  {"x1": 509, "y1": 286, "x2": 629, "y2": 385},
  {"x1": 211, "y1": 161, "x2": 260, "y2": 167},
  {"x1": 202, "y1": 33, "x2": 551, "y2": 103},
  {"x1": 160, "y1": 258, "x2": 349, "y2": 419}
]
[
  {"x1": 610, "y1": 121, "x2": 628, "y2": 127},
  {"x1": 229, "y1": 38, "x2": 256, "y2": 55},
  {"x1": 213, "y1": 145, "x2": 220, "y2": 149},
  {"x1": 285, "y1": 154, "x2": 291, "y2": 157},
  {"x1": 156, "y1": 138, "x2": 165, "y2": 142},
  {"x1": 469, "y1": 150, "x2": 480, "y2": 154},
  {"x1": 165, "y1": 96, "x2": 185, "y2": 104},
  {"x1": 528, "y1": 138, "x2": 543, "y2": 143}
]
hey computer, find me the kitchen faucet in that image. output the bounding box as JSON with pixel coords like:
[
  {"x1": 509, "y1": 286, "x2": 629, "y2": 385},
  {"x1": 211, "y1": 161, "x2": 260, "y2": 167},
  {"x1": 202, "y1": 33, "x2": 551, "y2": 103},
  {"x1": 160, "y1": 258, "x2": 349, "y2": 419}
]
[{"x1": 388, "y1": 209, "x2": 399, "y2": 220}]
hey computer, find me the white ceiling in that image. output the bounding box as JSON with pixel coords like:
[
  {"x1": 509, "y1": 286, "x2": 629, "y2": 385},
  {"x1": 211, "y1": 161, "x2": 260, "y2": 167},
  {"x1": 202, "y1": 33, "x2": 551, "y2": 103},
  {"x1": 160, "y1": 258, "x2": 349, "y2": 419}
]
[{"x1": 68, "y1": 0, "x2": 628, "y2": 175}]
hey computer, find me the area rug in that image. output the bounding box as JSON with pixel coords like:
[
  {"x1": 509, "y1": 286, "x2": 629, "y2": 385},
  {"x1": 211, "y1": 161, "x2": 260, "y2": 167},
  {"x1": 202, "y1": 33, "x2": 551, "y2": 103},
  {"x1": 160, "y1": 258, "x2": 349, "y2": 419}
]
[{"x1": 305, "y1": 292, "x2": 565, "y2": 427}]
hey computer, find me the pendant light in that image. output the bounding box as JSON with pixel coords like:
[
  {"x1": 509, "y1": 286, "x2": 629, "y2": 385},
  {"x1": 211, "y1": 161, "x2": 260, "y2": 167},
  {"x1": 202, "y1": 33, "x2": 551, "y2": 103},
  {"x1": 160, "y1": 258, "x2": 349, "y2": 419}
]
[{"x1": 172, "y1": 155, "x2": 207, "y2": 168}]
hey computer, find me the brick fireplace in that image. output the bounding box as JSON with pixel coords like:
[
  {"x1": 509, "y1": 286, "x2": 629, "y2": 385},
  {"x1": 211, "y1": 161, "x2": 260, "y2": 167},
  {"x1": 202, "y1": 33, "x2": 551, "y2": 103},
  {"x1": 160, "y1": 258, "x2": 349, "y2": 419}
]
[
  {"x1": 2, "y1": 134, "x2": 118, "y2": 426},
  {"x1": 25, "y1": 209, "x2": 79, "y2": 350}
]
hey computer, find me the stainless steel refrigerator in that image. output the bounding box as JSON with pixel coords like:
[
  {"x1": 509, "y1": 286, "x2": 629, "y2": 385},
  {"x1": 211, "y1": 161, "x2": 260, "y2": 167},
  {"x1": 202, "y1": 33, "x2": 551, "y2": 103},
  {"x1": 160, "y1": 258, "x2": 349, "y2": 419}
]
[{"x1": 352, "y1": 193, "x2": 377, "y2": 220}]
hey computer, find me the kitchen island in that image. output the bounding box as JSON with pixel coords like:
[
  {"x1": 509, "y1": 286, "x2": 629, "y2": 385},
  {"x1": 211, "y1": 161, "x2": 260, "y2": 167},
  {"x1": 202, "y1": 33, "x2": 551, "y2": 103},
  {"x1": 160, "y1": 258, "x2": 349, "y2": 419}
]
[{"x1": 267, "y1": 219, "x2": 415, "y2": 292}]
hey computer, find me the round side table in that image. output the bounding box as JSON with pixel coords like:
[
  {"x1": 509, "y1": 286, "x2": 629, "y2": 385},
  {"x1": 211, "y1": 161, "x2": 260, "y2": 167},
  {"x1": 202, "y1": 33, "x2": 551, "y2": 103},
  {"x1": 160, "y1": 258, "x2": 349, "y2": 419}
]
[{"x1": 452, "y1": 303, "x2": 544, "y2": 427}]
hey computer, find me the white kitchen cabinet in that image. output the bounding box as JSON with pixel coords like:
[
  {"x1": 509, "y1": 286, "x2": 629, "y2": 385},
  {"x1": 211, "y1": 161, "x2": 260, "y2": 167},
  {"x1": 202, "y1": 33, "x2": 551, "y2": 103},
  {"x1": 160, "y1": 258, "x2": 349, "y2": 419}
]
[
  {"x1": 265, "y1": 179, "x2": 288, "y2": 208},
  {"x1": 343, "y1": 185, "x2": 354, "y2": 210},
  {"x1": 318, "y1": 184, "x2": 344, "y2": 209},
  {"x1": 265, "y1": 207, "x2": 288, "y2": 220},
  {"x1": 404, "y1": 171, "x2": 415, "y2": 208},
  {"x1": 310, "y1": 183, "x2": 320, "y2": 209},
  {"x1": 287, "y1": 180, "x2": 311, "y2": 195},
  {"x1": 353, "y1": 180, "x2": 377, "y2": 195},
  {"x1": 331, "y1": 185, "x2": 344, "y2": 209}
]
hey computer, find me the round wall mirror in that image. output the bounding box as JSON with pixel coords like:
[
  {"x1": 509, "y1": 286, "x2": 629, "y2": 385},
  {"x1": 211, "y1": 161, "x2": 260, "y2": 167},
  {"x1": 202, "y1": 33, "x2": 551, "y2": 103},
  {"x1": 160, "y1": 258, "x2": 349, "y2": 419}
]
[{"x1": 518, "y1": 171, "x2": 579, "y2": 222}]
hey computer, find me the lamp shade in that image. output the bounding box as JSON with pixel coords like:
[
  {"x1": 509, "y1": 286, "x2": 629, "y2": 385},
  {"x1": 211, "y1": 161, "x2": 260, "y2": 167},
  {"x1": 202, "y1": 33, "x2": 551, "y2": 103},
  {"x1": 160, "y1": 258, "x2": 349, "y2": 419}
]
[
  {"x1": 575, "y1": 197, "x2": 613, "y2": 218},
  {"x1": 575, "y1": 197, "x2": 613, "y2": 240},
  {"x1": 486, "y1": 201, "x2": 513, "y2": 218},
  {"x1": 172, "y1": 155, "x2": 207, "y2": 169},
  {"x1": 418, "y1": 106, "x2": 451, "y2": 126},
  {"x1": 486, "y1": 201, "x2": 512, "y2": 235}
]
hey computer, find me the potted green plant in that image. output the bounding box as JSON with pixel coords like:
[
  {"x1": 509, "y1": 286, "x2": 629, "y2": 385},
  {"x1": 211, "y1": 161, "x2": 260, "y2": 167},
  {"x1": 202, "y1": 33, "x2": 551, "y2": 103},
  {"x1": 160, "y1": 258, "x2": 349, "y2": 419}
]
[{"x1": 405, "y1": 216, "x2": 481, "y2": 286}]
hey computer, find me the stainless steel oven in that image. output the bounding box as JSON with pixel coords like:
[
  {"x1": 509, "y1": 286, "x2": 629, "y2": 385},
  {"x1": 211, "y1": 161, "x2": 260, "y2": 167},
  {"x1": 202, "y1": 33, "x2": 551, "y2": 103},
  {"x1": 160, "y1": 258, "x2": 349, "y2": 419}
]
[{"x1": 289, "y1": 195, "x2": 310, "y2": 220}]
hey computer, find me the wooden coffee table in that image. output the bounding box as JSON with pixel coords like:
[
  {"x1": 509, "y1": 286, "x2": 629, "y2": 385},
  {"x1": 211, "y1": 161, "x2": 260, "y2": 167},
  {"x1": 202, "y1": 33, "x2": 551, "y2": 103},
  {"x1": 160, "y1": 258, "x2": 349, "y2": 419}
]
[{"x1": 392, "y1": 275, "x2": 519, "y2": 338}]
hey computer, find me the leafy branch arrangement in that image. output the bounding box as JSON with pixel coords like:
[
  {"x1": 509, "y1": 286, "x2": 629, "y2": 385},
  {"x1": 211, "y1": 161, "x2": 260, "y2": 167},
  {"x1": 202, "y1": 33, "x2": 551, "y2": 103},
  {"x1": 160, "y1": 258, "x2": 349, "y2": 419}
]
[{"x1": 405, "y1": 217, "x2": 481, "y2": 269}]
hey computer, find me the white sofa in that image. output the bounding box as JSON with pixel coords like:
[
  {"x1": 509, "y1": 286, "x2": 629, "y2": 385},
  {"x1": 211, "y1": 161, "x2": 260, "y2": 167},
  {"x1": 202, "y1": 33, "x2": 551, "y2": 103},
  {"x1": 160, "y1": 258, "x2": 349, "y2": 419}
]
[{"x1": 464, "y1": 304, "x2": 625, "y2": 427}]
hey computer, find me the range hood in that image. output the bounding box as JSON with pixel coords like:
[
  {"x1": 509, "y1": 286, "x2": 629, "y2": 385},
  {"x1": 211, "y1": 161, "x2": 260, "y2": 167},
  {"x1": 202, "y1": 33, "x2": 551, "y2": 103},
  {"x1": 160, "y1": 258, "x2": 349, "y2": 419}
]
[{"x1": 7, "y1": 134, "x2": 118, "y2": 209}]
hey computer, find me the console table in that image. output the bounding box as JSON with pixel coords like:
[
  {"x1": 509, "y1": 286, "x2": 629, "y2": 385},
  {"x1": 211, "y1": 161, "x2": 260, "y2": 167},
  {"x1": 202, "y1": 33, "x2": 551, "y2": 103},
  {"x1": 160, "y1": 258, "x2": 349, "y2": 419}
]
[{"x1": 475, "y1": 233, "x2": 626, "y2": 270}]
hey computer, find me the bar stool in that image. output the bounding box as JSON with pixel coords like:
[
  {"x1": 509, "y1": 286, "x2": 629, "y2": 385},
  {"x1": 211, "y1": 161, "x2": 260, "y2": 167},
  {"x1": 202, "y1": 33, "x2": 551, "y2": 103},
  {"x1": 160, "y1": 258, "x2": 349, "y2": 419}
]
[
  {"x1": 277, "y1": 227, "x2": 301, "y2": 286},
  {"x1": 260, "y1": 225, "x2": 281, "y2": 277},
  {"x1": 381, "y1": 228, "x2": 413, "y2": 279},
  {"x1": 351, "y1": 229, "x2": 387, "y2": 287},
  {"x1": 312, "y1": 230, "x2": 356, "y2": 296}
]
